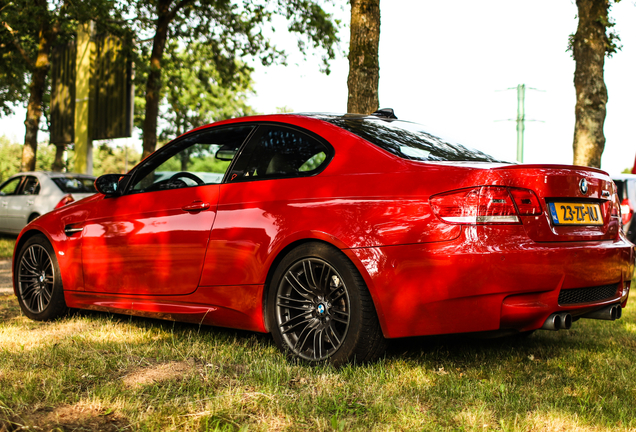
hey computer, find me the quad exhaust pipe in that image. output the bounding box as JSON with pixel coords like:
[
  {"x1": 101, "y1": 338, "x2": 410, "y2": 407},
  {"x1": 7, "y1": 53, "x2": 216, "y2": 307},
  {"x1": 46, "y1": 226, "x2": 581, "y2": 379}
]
[
  {"x1": 582, "y1": 304, "x2": 622, "y2": 321},
  {"x1": 540, "y1": 304, "x2": 622, "y2": 331},
  {"x1": 541, "y1": 313, "x2": 572, "y2": 331}
]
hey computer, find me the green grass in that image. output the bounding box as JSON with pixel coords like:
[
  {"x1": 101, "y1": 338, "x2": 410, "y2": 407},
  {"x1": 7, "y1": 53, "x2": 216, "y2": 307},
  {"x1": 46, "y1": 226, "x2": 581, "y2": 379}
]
[
  {"x1": 0, "y1": 235, "x2": 16, "y2": 259},
  {"x1": 1, "y1": 296, "x2": 635, "y2": 431}
]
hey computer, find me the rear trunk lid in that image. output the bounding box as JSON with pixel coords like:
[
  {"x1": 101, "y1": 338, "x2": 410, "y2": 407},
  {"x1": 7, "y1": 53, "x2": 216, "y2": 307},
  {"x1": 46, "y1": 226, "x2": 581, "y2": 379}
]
[{"x1": 493, "y1": 164, "x2": 620, "y2": 242}]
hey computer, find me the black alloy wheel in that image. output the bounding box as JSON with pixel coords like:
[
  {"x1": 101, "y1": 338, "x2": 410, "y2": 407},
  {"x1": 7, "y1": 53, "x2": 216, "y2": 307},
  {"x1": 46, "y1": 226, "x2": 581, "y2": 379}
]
[
  {"x1": 15, "y1": 234, "x2": 68, "y2": 320},
  {"x1": 268, "y1": 242, "x2": 386, "y2": 366}
]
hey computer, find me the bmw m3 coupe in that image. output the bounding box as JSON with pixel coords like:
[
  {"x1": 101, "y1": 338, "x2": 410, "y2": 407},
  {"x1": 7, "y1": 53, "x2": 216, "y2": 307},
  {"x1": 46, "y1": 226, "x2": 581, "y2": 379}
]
[{"x1": 13, "y1": 111, "x2": 633, "y2": 365}]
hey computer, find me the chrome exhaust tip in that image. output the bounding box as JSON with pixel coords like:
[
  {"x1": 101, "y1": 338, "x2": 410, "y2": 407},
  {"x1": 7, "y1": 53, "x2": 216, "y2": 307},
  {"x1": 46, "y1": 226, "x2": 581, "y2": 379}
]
[
  {"x1": 582, "y1": 304, "x2": 622, "y2": 321},
  {"x1": 541, "y1": 314, "x2": 561, "y2": 331},
  {"x1": 540, "y1": 313, "x2": 572, "y2": 331},
  {"x1": 558, "y1": 313, "x2": 572, "y2": 329}
]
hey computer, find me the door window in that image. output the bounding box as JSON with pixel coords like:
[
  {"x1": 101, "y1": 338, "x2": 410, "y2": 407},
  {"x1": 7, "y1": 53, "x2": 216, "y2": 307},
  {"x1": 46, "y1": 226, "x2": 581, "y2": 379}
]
[
  {"x1": 0, "y1": 177, "x2": 23, "y2": 196},
  {"x1": 21, "y1": 176, "x2": 40, "y2": 195},
  {"x1": 130, "y1": 125, "x2": 254, "y2": 193},
  {"x1": 231, "y1": 126, "x2": 332, "y2": 181}
]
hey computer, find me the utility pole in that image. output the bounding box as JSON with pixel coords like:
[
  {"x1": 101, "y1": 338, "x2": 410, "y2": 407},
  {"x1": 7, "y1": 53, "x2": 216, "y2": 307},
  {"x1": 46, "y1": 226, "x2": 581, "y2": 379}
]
[
  {"x1": 516, "y1": 84, "x2": 525, "y2": 163},
  {"x1": 496, "y1": 84, "x2": 543, "y2": 163}
]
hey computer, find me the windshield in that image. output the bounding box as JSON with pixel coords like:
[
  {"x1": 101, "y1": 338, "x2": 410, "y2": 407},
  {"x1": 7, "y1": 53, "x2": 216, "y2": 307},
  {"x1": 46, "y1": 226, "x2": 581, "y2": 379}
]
[{"x1": 325, "y1": 117, "x2": 506, "y2": 163}]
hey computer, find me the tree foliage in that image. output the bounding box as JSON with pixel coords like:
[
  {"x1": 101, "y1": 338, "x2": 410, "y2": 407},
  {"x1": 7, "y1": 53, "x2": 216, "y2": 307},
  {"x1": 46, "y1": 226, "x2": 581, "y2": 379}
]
[
  {"x1": 124, "y1": 0, "x2": 341, "y2": 159},
  {"x1": 0, "y1": 0, "x2": 125, "y2": 171},
  {"x1": 134, "y1": 41, "x2": 257, "y2": 144}
]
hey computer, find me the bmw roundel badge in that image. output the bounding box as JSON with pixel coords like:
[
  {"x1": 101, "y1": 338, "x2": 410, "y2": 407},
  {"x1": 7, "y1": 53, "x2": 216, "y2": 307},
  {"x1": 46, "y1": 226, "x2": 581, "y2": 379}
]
[{"x1": 579, "y1": 178, "x2": 588, "y2": 195}]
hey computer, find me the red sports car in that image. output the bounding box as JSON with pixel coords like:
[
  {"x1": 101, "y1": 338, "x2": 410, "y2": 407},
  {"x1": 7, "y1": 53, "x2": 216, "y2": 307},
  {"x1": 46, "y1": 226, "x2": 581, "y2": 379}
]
[{"x1": 13, "y1": 111, "x2": 633, "y2": 365}]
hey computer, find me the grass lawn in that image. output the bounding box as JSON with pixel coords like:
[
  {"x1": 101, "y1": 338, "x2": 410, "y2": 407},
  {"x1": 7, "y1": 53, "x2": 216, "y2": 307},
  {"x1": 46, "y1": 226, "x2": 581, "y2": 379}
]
[
  {"x1": 0, "y1": 235, "x2": 16, "y2": 259},
  {"x1": 0, "y1": 294, "x2": 634, "y2": 431}
]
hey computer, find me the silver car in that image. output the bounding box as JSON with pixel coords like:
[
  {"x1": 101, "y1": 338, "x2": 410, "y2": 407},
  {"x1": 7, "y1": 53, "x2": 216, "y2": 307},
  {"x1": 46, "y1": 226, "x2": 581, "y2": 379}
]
[
  {"x1": 0, "y1": 171, "x2": 96, "y2": 234},
  {"x1": 612, "y1": 174, "x2": 636, "y2": 243}
]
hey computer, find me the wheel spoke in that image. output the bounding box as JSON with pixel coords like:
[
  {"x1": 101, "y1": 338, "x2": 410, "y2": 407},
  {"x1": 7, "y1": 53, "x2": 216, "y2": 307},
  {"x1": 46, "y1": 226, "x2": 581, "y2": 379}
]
[
  {"x1": 276, "y1": 301, "x2": 309, "y2": 312},
  {"x1": 313, "y1": 328, "x2": 324, "y2": 359},
  {"x1": 328, "y1": 288, "x2": 346, "y2": 303},
  {"x1": 303, "y1": 260, "x2": 318, "y2": 289},
  {"x1": 327, "y1": 320, "x2": 342, "y2": 346},
  {"x1": 293, "y1": 322, "x2": 315, "y2": 353},
  {"x1": 277, "y1": 294, "x2": 311, "y2": 305},
  {"x1": 331, "y1": 308, "x2": 349, "y2": 324},
  {"x1": 286, "y1": 274, "x2": 313, "y2": 299},
  {"x1": 280, "y1": 312, "x2": 313, "y2": 334}
]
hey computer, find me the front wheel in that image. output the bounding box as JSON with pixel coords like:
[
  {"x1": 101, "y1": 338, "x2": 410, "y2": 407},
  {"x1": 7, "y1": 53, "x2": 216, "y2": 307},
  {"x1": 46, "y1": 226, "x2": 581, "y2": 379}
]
[
  {"x1": 268, "y1": 242, "x2": 386, "y2": 366},
  {"x1": 15, "y1": 234, "x2": 68, "y2": 320}
]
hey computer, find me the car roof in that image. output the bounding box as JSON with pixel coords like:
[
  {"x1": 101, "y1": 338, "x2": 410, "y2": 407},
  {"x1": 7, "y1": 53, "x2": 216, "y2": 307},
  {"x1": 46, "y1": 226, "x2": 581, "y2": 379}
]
[{"x1": 11, "y1": 171, "x2": 96, "y2": 179}]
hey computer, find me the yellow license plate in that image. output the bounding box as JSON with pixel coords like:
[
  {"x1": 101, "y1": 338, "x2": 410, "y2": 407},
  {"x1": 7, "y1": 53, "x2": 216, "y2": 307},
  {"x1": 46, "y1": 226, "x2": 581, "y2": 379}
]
[{"x1": 548, "y1": 202, "x2": 603, "y2": 225}]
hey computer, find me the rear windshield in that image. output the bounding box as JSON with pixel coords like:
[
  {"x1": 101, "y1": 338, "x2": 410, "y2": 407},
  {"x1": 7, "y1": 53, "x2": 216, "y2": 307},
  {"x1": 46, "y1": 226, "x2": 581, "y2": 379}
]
[
  {"x1": 326, "y1": 117, "x2": 505, "y2": 163},
  {"x1": 52, "y1": 177, "x2": 96, "y2": 193}
]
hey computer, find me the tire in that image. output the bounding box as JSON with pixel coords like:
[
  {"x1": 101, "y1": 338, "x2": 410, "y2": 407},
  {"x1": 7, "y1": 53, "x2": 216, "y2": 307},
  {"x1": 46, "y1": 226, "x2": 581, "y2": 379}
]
[
  {"x1": 268, "y1": 242, "x2": 386, "y2": 366},
  {"x1": 14, "y1": 234, "x2": 68, "y2": 321}
]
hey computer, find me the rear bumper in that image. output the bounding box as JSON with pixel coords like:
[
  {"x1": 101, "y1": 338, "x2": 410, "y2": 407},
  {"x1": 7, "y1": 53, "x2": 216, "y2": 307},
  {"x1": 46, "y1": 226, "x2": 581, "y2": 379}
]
[{"x1": 345, "y1": 225, "x2": 634, "y2": 339}]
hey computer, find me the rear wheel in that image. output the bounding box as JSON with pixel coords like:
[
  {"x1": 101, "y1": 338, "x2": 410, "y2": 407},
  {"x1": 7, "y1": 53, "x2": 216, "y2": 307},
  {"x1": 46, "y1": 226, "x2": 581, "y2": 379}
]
[
  {"x1": 268, "y1": 242, "x2": 386, "y2": 366},
  {"x1": 15, "y1": 234, "x2": 68, "y2": 320}
]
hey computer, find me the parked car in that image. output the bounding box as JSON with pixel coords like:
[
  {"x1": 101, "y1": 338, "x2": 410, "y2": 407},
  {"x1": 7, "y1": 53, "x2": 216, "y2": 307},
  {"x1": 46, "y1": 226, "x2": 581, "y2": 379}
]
[
  {"x1": 0, "y1": 171, "x2": 96, "y2": 235},
  {"x1": 12, "y1": 112, "x2": 633, "y2": 365},
  {"x1": 611, "y1": 174, "x2": 636, "y2": 243}
]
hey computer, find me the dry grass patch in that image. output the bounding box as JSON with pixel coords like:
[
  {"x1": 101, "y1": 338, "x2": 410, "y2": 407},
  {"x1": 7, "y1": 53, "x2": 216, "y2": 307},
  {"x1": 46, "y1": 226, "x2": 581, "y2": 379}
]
[
  {"x1": 121, "y1": 358, "x2": 200, "y2": 388},
  {"x1": 1, "y1": 401, "x2": 129, "y2": 432}
]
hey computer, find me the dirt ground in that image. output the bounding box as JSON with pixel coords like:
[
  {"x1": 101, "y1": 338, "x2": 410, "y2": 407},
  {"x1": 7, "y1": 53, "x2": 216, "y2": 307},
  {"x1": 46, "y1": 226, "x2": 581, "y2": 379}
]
[{"x1": 0, "y1": 259, "x2": 12, "y2": 294}]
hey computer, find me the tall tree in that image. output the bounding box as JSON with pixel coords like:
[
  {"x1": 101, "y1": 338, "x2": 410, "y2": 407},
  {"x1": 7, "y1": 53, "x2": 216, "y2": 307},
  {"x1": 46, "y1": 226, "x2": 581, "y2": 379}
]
[
  {"x1": 346, "y1": 0, "x2": 380, "y2": 115},
  {"x1": 158, "y1": 42, "x2": 256, "y2": 141},
  {"x1": 128, "y1": 0, "x2": 340, "y2": 160},
  {"x1": 571, "y1": 0, "x2": 620, "y2": 168},
  {"x1": 0, "y1": 0, "x2": 121, "y2": 172}
]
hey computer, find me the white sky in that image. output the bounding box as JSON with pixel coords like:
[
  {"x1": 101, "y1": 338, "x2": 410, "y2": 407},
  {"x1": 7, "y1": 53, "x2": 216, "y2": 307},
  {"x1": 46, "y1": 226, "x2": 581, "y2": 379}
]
[{"x1": 1, "y1": 0, "x2": 634, "y2": 174}]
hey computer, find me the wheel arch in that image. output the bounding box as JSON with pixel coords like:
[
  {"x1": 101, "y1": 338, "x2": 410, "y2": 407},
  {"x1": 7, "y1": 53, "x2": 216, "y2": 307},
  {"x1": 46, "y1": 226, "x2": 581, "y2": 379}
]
[{"x1": 260, "y1": 233, "x2": 387, "y2": 337}]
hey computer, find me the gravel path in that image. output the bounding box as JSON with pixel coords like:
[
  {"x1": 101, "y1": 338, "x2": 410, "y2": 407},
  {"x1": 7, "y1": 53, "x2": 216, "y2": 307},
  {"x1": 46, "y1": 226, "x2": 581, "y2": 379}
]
[{"x1": 0, "y1": 259, "x2": 13, "y2": 294}]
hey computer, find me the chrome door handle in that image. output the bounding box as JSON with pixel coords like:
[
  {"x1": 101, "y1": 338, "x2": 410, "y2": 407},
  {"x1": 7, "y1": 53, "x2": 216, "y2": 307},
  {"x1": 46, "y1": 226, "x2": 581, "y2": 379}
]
[
  {"x1": 182, "y1": 201, "x2": 210, "y2": 212},
  {"x1": 64, "y1": 225, "x2": 84, "y2": 236}
]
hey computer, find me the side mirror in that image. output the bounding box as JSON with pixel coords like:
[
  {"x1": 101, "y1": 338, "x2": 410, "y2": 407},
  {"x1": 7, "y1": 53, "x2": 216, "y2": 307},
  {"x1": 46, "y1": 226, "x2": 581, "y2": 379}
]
[
  {"x1": 95, "y1": 174, "x2": 123, "y2": 196},
  {"x1": 215, "y1": 147, "x2": 237, "y2": 161}
]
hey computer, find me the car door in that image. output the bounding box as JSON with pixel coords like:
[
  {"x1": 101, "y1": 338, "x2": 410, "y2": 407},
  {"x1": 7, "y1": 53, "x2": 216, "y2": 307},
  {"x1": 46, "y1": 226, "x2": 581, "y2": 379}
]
[
  {"x1": 5, "y1": 175, "x2": 40, "y2": 231},
  {"x1": 81, "y1": 124, "x2": 255, "y2": 295},
  {"x1": 199, "y1": 124, "x2": 334, "y2": 287},
  {"x1": 0, "y1": 176, "x2": 25, "y2": 233}
]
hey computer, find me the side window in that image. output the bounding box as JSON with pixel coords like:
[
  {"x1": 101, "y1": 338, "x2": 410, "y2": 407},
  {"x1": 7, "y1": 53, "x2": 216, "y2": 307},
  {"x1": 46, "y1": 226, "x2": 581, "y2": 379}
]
[
  {"x1": 21, "y1": 176, "x2": 40, "y2": 195},
  {"x1": 130, "y1": 125, "x2": 254, "y2": 193},
  {"x1": 0, "y1": 177, "x2": 23, "y2": 196},
  {"x1": 235, "y1": 126, "x2": 331, "y2": 180}
]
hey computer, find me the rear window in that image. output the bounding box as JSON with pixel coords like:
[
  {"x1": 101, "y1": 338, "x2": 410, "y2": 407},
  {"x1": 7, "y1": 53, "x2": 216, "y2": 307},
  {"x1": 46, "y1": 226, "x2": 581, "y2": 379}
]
[
  {"x1": 52, "y1": 177, "x2": 96, "y2": 193},
  {"x1": 326, "y1": 117, "x2": 505, "y2": 163}
]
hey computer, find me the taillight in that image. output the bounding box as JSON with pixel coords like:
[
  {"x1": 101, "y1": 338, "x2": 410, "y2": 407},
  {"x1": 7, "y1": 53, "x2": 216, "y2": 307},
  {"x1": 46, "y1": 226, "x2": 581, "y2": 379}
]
[
  {"x1": 55, "y1": 194, "x2": 75, "y2": 209},
  {"x1": 621, "y1": 198, "x2": 633, "y2": 225},
  {"x1": 509, "y1": 188, "x2": 542, "y2": 215},
  {"x1": 431, "y1": 186, "x2": 522, "y2": 224}
]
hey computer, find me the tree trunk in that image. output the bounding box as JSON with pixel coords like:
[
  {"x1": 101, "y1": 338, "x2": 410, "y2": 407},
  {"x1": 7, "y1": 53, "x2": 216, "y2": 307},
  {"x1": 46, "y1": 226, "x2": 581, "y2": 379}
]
[
  {"x1": 572, "y1": 0, "x2": 610, "y2": 168},
  {"x1": 52, "y1": 143, "x2": 66, "y2": 171},
  {"x1": 142, "y1": 0, "x2": 173, "y2": 160},
  {"x1": 347, "y1": 0, "x2": 380, "y2": 115},
  {"x1": 21, "y1": 18, "x2": 57, "y2": 172}
]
